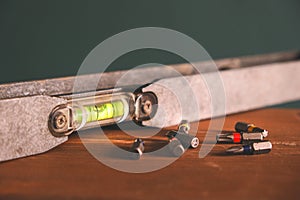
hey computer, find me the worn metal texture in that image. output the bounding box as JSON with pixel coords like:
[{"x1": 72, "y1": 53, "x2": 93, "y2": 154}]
[
  {"x1": 142, "y1": 60, "x2": 300, "y2": 127},
  {"x1": 0, "y1": 64, "x2": 195, "y2": 100},
  {"x1": 1, "y1": 51, "x2": 298, "y2": 100},
  {"x1": 214, "y1": 50, "x2": 299, "y2": 69},
  {"x1": 0, "y1": 96, "x2": 67, "y2": 162}
]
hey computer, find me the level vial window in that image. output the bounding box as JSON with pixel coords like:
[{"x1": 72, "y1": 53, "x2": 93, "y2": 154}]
[{"x1": 74, "y1": 101, "x2": 125, "y2": 124}]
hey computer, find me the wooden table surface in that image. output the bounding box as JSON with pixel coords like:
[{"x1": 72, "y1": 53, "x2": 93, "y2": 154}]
[{"x1": 0, "y1": 108, "x2": 299, "y2": 199}]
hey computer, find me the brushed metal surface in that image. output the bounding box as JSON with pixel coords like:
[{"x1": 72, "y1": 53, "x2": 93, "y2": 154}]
[
  {"x1": 1, "y1": 51, "x2": 298, "y2": 100},
  {"x1": 0, "y1": 96, "x2": 67, "y2": 162},
  {"x1": 142, "y1": 60, "x2": 300, "y2": 127}
]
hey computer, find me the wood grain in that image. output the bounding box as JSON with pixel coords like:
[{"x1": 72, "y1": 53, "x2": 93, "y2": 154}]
[{"x1": 0, "y1": 108, "x2": 299, "y2": 199}]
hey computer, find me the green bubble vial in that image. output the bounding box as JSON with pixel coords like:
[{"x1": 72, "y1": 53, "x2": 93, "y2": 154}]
[{"x1": 74, "y1": 100, "x2": 125, "y2": 123}]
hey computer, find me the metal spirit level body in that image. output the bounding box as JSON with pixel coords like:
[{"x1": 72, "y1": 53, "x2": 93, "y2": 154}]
[{"x1": 0, "y1": 51, "x2": 300, "y2": 161}]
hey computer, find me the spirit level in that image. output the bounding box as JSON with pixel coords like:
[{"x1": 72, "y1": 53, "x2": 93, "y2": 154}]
[{"x1": 0, "y1": 51, "x2": 300, "y2": 161}]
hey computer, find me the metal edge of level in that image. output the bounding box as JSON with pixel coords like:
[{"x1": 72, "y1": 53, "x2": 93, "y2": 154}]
[{"x1": 0, "y1": 50, "x2": 299, "y2": 100}]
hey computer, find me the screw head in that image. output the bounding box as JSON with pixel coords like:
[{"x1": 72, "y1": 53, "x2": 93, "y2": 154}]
[
  {"x1": 135, "y1": 92, "x2": 157, "y2": 122},
  {"x1": 142, "y1": 100, "x2": 152, "y2": 115},
  {"x1": 53, "y1": 112, "x2": 67, "y2": 129}
]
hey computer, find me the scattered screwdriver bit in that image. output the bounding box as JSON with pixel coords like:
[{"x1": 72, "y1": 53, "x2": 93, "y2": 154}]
[
  {"x1": 178, "y1": 120, "x2": 190, "y2": 134},
  {"x1": 235, "y1": 122, "x2": 268, "y2": 137},
  {"x1": 166, "y1": 131, "x2": 178, "y2": 139},
  {"x1": 176, "y1": 133, "x2": 199, "y2": 149},
  {"x1": 168, "y1": 137, "x2": 185, "y2": 157},
  {"x1": 166, "y1": 131, "x2": 199, "y2": 149},
  {"x1": 226, "y1": 141, "x2": 272, "y2": 155},
  {"x1": 216, "y1": 132, "x2": 266, "y2": 143},
  {"x1": 131, "y1": 138, "x2": 145, "y2": 159}
]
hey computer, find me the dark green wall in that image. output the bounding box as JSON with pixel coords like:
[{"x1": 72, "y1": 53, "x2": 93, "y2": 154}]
[{"x1": 1, "y1": 0, "x2": 300, "y2": 84}]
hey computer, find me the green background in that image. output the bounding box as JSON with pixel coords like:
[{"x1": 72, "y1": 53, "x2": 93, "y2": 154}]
[
  {"x1": 0, "y1": 0, "x2": 300, "y2": 85},
  {"x1": 0, "y1": 0, "x2": 300, "y2": 83}
]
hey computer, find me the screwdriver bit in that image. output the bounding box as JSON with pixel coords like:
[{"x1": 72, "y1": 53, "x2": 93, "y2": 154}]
[
  {"x1": 168, "y1": 137, "x2": 185, "y2": 157},
  {"x1": 226, "y1": 141, "x2": 272, "y2": 155},
  {"x1": 166, "y1": 131, "x2": 199, "y2": 149},
  {"x1": 235, "y1": 122, "x2": 268, "y2": 137},
  {"x1": 216, "y1": 132, "x2": 266, "y2": 143},
  {"x1": 131, "y1": 138, "x2": 145, "y2": 159},
  {"x1": 178, "y1": 120, "x2": 190, "y2": 134}
]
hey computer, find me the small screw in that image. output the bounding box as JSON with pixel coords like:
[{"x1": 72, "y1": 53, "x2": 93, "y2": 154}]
[
  {"x1": 142, "y1": 100, "x2": 152, "y2": 115},
  {"x1": 54, "y1": 112, "x2": 67, "y2": 129}
]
